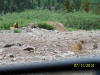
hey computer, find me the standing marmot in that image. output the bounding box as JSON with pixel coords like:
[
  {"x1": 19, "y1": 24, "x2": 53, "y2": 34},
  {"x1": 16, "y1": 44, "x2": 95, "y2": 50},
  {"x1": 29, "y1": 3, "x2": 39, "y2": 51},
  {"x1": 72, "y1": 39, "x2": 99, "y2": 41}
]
[
  {"x1": 13, "y1": 22, "x2": 18, "y2": 28},
  {"x1": 10, "y1": 22, "x2": 19, "y2": 30}
]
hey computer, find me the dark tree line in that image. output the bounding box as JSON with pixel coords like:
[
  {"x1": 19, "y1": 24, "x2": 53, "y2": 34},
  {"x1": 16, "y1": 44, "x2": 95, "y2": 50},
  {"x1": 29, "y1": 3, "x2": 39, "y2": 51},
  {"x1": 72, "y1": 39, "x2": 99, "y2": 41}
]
[
  {"x1": 0, "y1": 0, "x2": 64, "y2": 14},
  {"x1": 0, "y1": 0, "x2": 99, "y2": 14}
]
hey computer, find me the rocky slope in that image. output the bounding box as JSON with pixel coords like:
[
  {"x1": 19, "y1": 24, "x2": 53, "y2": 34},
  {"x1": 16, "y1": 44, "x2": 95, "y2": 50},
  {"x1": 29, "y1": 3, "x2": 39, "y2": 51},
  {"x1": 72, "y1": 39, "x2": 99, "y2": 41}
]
[{"x1": 0, "y1": 28, "x2": 100, "y2": 64}]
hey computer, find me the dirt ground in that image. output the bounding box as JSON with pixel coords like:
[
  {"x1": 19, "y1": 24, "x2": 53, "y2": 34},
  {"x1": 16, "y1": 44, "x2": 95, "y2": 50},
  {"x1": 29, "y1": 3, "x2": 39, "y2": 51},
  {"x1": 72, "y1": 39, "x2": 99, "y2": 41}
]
[{"x1": 0, "y1": 28, "x2": 100, "y2": 65}]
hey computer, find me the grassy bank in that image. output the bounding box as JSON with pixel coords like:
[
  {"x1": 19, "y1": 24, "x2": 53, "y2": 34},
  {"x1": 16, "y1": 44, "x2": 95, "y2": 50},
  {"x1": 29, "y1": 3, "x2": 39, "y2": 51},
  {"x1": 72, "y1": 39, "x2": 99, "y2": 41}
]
[{"x1": 0, "y1": 9, "x2": 100, "y2": 30}]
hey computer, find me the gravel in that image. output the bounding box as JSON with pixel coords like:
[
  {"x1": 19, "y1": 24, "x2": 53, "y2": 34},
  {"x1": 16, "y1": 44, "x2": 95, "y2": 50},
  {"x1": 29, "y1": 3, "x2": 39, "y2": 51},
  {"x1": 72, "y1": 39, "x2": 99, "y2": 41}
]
[{"x1": 0, "y1": 28, "x2": 100, "y2": 65}]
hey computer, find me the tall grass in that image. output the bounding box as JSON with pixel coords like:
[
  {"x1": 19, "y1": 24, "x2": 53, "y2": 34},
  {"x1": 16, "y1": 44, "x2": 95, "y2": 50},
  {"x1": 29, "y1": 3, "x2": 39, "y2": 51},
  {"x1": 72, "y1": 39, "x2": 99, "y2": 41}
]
[{"x1": 0, "y1": 9, "x2": 100, "y2": 30}]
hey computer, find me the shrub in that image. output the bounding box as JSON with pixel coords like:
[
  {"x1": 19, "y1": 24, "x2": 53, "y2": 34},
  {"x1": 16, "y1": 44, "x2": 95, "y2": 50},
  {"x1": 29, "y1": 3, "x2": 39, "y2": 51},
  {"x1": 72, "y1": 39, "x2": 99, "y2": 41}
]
[
  {"x1": 95, "y1": 4, "x2": 100, "y2": 15},
  {"x1": 38, "y1": 22, "x2": 55, "y2": 30},
  {"x1": 70, "y1": 2, "x2": 76, "y2": 12},
  {"x1": 13, "y1": 29, "x2": 21, "y2": 33},
  {"x1": 64, "y1": 0, "x2": 70, "y2": 11},
  {"x1": 80, "y1": 0, "x2": 91, "y2": 12},
  {"x1": 64, "y1": 0, "x2": 76, "y2": 12}
]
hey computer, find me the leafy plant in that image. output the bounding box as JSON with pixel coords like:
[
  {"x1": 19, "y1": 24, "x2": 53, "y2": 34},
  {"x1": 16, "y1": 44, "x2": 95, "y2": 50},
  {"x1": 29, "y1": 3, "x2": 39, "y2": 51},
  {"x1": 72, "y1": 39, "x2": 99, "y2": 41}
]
[
  {"x1": 13, "y1": 29, "x2": 21, "y2": 33},
  {"x1": 64, "y1": 0, "x2": 70, "y2": 11},
  {"x1": 64, "y1": 0, "x2": 76, "y2": 12},
  {"x1": 95, "y1": 4, "x2": 100, "y2": 15},
  {"x1": 38, "y1": 22, "x2": 55, "y2": 30},
  {"x1": 80, "y1": 0, "x2": 91, "y2": 12}
]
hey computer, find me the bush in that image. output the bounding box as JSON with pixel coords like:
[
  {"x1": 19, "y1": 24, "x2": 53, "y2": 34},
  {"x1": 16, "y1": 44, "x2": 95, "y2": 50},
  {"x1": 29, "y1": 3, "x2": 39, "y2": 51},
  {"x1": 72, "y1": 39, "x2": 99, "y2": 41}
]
[
  {"x1": 64, "y1": 0, "x2": 70, "y2": 11},
  {"x1": 38, "y1": 22, "x2": 55, "y2": 30},
  {"x1": 13, "y1": 29, "x2": 21, "y2": 33},
  {"x1": 95, "y1": 4, "x2": 100, "y2": 15},
  {"x1": 64, "y1": 0, "x2": 76, "y2": 12},
  {"x1": 80, "y1": 0, "x2": 91, "y2": 12}
]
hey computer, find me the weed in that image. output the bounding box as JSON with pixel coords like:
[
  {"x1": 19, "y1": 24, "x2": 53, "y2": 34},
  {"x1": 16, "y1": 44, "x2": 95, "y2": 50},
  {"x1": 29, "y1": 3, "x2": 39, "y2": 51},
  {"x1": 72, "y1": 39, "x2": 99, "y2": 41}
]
[{"x1": 13, "y1": 29, "x2": 21, "y2": 33}]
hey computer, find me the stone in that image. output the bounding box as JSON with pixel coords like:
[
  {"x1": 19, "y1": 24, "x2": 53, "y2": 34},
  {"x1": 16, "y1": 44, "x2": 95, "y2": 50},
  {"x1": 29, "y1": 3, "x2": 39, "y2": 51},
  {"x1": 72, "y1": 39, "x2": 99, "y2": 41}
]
[
  {"x1": 0, "y1": 56, "x2": 3, "y2": 60},
  {"x1": 0, "y1": 49, "x2": 3, "y2": 53},
  {"x1": 16, "y1": 43, "x2": 22, "y2": 46},
  {"x1": 3, "y1": 44, "x2": 14, "y2": 48},
  {"x1": 9, "y1": 55, "x2": 14, "y2": 58},
  {"x1": 11, "y1": 58, "x2": 16, "y2": 62},
  {"x1": 23, "y1": 47, "x2": 34, "y2": 52},
  {"x1": 7, "y1": 53, "x2": 14, "y2": 58},
  {"x1": 93, "y1": 43, "x2": 98, "y2": 49},
  {"x1": 26, "y1": 23, "x2": 38, "y2": 28}
]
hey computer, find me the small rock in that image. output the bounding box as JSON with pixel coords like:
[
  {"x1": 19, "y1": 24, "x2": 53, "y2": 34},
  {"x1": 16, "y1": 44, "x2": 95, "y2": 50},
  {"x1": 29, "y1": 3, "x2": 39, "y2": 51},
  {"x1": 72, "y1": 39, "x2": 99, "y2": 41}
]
[
  {"x1": 7, "y1": 53, "x2": 14, "y2": 58},
  {"x1": 26, "y1": 28, "x2": 32, "y2": 32},
  {"x1": 16, "y1": 43, "x2": 22, "y2": 46},
  {"x1": 9, "y1": 55, "x2": 14, "y2": 58},
  {"x1": 26, "y1": 23, "x2": 38, "y2": 28},
  {"x1": 0, "y1": 56, "x2": 3, "y2": 60},
  {"x1": 67, "y1": 51, "x2": 75, "y2": 55},
  {"x1": 24, "y1": 47, "x2": 34, "y2": 52},
  {"x1": 93, "y1": 43, "x2": 98, "y2": 49},
  {"x1": 11, "y1": 58, "x2": 16, "y2": 61},
  {"x1": 0, "y1": 49, "x2": 3, "y2": 52},
  {"x1": 60, "y1": 53, "x2": 68, "y2": 57}
]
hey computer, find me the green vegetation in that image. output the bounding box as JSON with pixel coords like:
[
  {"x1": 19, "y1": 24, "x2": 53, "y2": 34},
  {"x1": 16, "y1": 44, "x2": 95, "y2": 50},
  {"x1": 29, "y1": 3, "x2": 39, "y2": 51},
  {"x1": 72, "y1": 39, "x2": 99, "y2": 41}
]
[
  {"x1": 95, "y1": 4, "x2": 100, "y2": 15},
  {"x1": 13, "y1": 29, "x2": 21, "y2": 33},
  {"x1": 80, "y1": 0, "x2": 91, "y2": 12},
  {"x1": 64, "y1": 0, "x2": 76, "y2": 12},
  {"x1": 38, "y1": 22, "x2": 55, "y2": 30},
  {"x1": 0, "y1": 0, "x2": 100, "y2": 31},
  {"x1": 0, "y1": 10, "x2": 100, "y2": 30},
  {"x1": 0, "y1": 10, "x2": 63, "y2": 30},
  {"x1": 0, "y1": 0, "x2": 100, "y2": 14},
  {"x1": 64, "y1": 0, "x2": 70, "y2": 11},
  {"x1": 0, "y1": 0, "x2": 64, "y2": 14},
  {"x1": 66, "y1": 12, "x2": 100, "y2": 30}
]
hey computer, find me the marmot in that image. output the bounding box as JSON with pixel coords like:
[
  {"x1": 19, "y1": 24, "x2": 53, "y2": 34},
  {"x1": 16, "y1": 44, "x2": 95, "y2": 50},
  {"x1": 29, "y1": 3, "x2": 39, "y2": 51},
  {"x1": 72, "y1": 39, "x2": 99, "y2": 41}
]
[
  {"x1": 72, "y1": 40, "x2": 84, "y2": 52},
  {"x1": 13, "y1": 22, "x2": 18, "y2": 28}
]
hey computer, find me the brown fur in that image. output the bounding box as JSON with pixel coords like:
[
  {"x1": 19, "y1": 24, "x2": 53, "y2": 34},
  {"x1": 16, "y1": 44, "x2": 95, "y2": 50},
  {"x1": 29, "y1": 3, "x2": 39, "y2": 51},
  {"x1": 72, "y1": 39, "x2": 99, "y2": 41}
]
[
  {"x1": 13, "y1": 22, "x2": 18, "y2": 28},
  {"x1": 46, "y1": 21, "x2": 67, "y2": 32},
  {"x1": 72, "y1": 40, "x2": 84, "y2": 52}
]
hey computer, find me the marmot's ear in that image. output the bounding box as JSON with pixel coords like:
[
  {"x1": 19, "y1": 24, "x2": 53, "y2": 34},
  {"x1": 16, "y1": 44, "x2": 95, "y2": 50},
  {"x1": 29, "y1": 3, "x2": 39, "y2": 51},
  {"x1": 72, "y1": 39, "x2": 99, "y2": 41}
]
[{"x1": 16, "y1": 22, "x2": 18, "y2": 24}]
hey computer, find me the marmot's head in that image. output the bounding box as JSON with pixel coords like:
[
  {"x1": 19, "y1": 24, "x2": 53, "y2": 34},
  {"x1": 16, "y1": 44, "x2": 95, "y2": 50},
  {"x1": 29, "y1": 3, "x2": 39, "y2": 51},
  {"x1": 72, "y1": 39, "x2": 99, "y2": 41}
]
[{"x1": 16, "y1": 22, "x2": 18, "y2": 24}]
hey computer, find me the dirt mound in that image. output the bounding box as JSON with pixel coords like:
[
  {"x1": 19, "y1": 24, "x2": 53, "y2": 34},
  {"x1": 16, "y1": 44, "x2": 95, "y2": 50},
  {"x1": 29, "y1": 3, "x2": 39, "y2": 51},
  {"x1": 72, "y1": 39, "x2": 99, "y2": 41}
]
[
  {"x1": 46, "y1": 21, "x2": 67, "y2": 32},
  {"x1": 26, "y1": 21, "x2": 67, "y2": 32}
]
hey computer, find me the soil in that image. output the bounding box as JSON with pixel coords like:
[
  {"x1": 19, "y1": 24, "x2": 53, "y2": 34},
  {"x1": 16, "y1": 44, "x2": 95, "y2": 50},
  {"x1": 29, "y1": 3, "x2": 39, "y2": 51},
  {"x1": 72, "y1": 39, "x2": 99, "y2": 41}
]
[{"x1": 0, "y1": 28, "x2": 100, "y2": 65}]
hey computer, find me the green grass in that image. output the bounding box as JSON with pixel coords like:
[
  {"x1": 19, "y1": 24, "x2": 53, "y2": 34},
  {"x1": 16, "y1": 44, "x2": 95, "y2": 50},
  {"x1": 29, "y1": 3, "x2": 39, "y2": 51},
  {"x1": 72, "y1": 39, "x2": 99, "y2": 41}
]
[
  {"x1": 38, "y1": 22, "x2": 55, "y2": 30},
  {"x1": 0, "y1": 9, "x2": 100, "y2": 30},
  {"x1": 13, "y1": 29, "x2": 21, "y2": 33}
]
